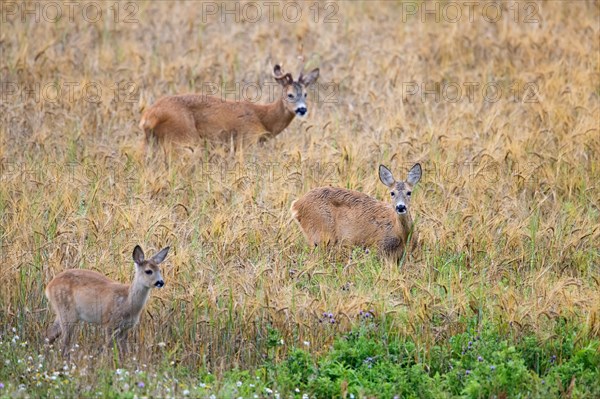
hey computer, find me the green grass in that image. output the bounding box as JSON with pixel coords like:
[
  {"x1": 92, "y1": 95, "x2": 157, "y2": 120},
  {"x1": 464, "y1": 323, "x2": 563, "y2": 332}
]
[
  {"x1": 1, "y1": 0, "x2": 599, "y2": 397},
  {"x1": 1, "y1": 318, "x2": 598, "y2": 398}
]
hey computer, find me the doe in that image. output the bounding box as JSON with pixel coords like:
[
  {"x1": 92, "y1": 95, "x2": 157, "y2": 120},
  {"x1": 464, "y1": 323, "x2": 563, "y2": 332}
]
[
  {"x1": 139, "y1": 62, "x2": 320, "y2": 148},
  {"x1": 291, "y1": 164, "x2": 422, "y2": 261},
  {"x1": 45, "y1": 245, "x2": 169, "y2": 356}
]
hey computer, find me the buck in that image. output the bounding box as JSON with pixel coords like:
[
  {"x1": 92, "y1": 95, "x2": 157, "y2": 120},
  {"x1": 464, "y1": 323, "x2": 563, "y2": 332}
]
[
  {"x1": 139, "y1": 62, "x2": 320, "y2": 148},
  {"x1": 45, "y1": 245, "x2": 169, "y2": 356},
  {"x1": 291, "y1": 164, "x2": 422, "y2": 261}
]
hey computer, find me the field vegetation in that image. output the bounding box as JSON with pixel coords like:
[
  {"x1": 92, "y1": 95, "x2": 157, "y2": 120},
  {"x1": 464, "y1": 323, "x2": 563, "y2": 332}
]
[{"x1": 1, "y1": 1, "x2": 599, "y2": 397}]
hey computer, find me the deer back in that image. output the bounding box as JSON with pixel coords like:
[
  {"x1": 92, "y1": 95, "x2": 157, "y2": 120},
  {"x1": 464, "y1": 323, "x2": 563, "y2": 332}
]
[{"x1": 291, "y1": 187, "x2": 406, "y2": 248}]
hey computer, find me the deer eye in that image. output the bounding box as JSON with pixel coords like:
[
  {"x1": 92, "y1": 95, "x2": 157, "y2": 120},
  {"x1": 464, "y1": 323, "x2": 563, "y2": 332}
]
[
  {"x1": 145, "y1": 270, "x2": 153, "y2": 275},
  {"x1": 287, "y1": 93, "x2": 294, "y2": 99},
  {"x1": 390, "y1": 192, "x2": 395, "y2": 197},
  {"x1": 407, "y1": 191, "x2": 412, "y2": 196},
  {"x1": 304, "y1": 93, "x2": 308, "y2": 98}
]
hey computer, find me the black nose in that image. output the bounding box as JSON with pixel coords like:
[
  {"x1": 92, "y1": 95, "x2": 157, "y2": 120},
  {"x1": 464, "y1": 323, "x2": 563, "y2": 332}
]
[
  {"x1": 396, "y1": 204, "x2": 407, "y2": 214},
  {"x1": 155, "y1": 280, "x2": 164, "y2": 288},
  {"x1": 296, "y1": 107, "x2": 307, "y2": 116}
]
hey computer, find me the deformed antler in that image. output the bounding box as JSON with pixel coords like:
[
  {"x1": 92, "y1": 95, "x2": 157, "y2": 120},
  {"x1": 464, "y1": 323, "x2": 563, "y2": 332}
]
[{"x1": 273, "y1": 64, "x2": 293, "y2": 85}]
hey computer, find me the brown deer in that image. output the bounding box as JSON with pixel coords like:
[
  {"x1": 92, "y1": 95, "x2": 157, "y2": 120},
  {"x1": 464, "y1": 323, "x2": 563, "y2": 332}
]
[
  {"x1": 45, "y1": 245, "x2": 169, "y2": 356},
  {"x1": 139, "y1": 63, "x2": 320, "y2": 148},
  {"x1": 291, "y1": 164, "x2": 422, "y2": 261}
]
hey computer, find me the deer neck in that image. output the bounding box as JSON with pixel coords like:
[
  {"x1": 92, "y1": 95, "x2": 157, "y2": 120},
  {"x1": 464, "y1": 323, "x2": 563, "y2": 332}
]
[
  {"x1": 254, "y1": 97, "x2": 296, "y2": 136},
  {"x1": 395, "y1": 212, "x2": 413, "y2": 242},
  {"x1": 126, "y1": 280, "x2": 151, "y2": 317}
]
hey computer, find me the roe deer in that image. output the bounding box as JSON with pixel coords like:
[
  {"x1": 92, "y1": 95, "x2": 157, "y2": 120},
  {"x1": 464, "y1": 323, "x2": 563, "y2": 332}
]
[
  {"x1": 291, "y1": 164, "x2": 422, "y2": 261},
  {"x1": 45, "y1": 245, "x2": 170, "y2": 356},
  {"x1": 139, "y1": 62, "x2": 320, "y2": 148}
]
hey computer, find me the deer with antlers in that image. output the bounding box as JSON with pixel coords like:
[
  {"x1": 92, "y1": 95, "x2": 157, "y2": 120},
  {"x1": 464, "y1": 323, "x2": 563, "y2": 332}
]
[{"x1": 139, "y1": 61, "x2": 320, "y2": 148}]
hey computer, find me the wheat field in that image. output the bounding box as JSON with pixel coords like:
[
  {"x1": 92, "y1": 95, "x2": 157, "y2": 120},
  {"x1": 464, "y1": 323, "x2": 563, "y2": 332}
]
[{"x1": 0, "y1": 0, "x2": 599, "y2": 397}]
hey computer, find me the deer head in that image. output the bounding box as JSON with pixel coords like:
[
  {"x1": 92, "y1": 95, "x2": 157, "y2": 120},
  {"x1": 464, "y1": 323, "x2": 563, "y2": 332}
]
[
  {"x1": 132, "y1": 245, "x2": 169, "y2": 289},
  {"x1": 379, "y1": 164, "x2": 422, "y2": 215},
  {"x1": 273, "y1": 63, "x2": 320, "y2": 117}
]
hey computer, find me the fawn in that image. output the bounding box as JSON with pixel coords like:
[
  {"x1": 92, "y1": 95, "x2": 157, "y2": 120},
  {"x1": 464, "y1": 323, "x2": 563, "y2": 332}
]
[
  {"x1": 139, "y1": 62, "x2": 320, "y2": 148},
  {"x1": 45, "y1": 245, "x2": 169, "y2": 356},
  {"x1": 291, "y1": 164, "x2": 422, "y2": 261}
]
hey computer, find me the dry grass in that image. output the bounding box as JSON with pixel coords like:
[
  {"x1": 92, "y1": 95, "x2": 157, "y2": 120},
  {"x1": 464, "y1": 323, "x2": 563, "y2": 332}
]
[{"x1": 1, "y1": 0, "x2": 599, "y2": 375}]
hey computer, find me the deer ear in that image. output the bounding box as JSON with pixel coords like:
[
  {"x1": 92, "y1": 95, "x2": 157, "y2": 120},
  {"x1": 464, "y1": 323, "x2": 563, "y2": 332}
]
[
  {"x1": 379, "y1": 165, "x2": 395, "y2": 187},
  {"x1": 133, "y1": 245, "x2": 145, "y2": 265},
  {"x1": 152, "y1": 247, "x2": 170, "y2": 264},
  {"x1": 300, "y1": 68, "x2": 319, "y2": 87},
  {"x1": 407, "y1": 163, "x2": 422, "y2": 186}
]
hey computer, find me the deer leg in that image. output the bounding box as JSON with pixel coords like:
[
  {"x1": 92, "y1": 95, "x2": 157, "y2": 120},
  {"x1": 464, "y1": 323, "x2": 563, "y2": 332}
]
[
  {"x1": 95, "y1": 327, "x2": 111, "y2": 357},
  {"x1": 117, "y1": 330, "x2": 129, "y2": 355},
  {"x1": 142, "y1": 126, "x2": 153, "y2": 149},
  {"x1": 107, "y1": 327, "x2": 129, "y2": 357},
  {"x1": 229, "y1": 131, "x2": 237, "y2": 157},
  {"x1": 239, "y1": 125, "x2": 270, "y2": 150},
  {"x1": 53, "y1": 306, "x2": 78, "y2": 357},
  {"x1": 60, "y1": 321, "x2": 75, "y2": 357},
  {"x1": 46, "y1": 318, "x2": 62, "y2": 344}
]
